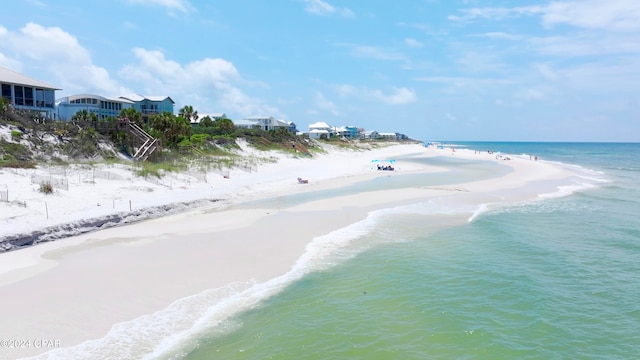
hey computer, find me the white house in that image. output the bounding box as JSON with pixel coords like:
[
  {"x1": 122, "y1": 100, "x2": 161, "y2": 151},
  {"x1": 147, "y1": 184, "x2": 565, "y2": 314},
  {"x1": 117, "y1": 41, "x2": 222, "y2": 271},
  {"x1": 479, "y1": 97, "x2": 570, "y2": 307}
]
[
  {"x1": 362, "y1": 130, "x2": 380, "y2": 140},
  {"x1": 378, "y1": 132, "x2": 398, "y2": 140},
  {"x1": 308, "y1": 121, "x2": 332, "y2": 139},
  {"x1": 235, "y1": 116, "x2": 297, "y2": 133}
]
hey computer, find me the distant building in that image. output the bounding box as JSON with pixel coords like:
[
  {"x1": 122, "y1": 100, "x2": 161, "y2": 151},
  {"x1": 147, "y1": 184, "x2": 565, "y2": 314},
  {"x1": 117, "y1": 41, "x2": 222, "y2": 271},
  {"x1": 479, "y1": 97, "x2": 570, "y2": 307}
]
[
  {"x1": 235, "y1": 116, "x2": 297, "y2": 133},
  {"x1": 0, "y1": 66, "x2": 60, "y2": 118},
  {"x1": 334, "y1": 125, "x2": 359, "y2": 139},
  {"x1": 361, "y1": 130, "x2": 380, "y2": 140},
  {"x1": 119, "y1": 94, "x2": 175, "y2": 122},
  {"x1": 308, "y1": 121, "x2": 332, "y2": 139},
  {"x1": 378, "y1": 132, "x2": 398, "y2": 140},
  {"x1": 56, "y1": 94, "x2": 134, "y2": 121}
]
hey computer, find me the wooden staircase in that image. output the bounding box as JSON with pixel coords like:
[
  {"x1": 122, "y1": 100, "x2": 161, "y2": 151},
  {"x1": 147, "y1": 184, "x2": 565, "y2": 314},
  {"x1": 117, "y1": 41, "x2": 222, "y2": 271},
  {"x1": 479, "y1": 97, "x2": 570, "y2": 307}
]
[
  {"x1": 292, "y1": 141, "x2": 312, "y2": 156},
  {"x1": 129, "y1": 122, "x2": 159, "y2": 161},
  {"x1": 119, "y1": 120, "x2": 160, "y2": 161}
]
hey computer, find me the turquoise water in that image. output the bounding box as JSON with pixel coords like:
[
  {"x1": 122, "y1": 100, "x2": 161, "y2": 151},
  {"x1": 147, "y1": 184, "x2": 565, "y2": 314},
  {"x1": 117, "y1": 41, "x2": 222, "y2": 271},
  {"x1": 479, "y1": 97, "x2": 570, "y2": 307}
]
[{"x1": 166, "y1": 143, "x2": 640, "y2": 360}]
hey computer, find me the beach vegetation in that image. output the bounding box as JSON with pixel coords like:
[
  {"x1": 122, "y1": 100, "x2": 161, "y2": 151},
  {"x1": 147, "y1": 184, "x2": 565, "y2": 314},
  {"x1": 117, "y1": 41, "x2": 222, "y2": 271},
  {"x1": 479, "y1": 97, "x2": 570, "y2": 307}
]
[
  {"x1": 149, "y1": 112, "x2": 191, "y2": 148},
  {"x1": 10, "y1": 130, "x2": 22, "y2": 141},
  {"x1": 134, "y1": 161, "x2": 181, "y2": 178},
  {"x1": 0, "y1": 139, "x2": 32, "y2": 163},
  {"x1": 198, "y1": 116, "x2": 214, "y2": 128},
  {"x1": 119, "y1": 108, "x2": 143, "y2": 126},
  {"x1": 39, "y1": 182, "x2": 53, "y2": 194}
]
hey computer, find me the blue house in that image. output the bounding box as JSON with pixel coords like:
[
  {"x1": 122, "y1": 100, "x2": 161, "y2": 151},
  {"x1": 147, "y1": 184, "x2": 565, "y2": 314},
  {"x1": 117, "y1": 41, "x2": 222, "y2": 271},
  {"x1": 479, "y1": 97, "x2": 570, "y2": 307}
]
[
  {"x1": 0, "y1": 66, "x2": 60, "y2": 119},
  {"x1": 119, "y1": 94, "x2": 175, "y2": 122}
]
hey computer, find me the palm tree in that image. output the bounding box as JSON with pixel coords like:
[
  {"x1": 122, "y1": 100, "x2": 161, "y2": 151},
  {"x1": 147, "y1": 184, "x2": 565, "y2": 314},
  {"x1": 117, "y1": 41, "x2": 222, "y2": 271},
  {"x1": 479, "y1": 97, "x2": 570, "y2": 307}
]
[
  {"x1": 150, "y1": 112, "x2": 191, "y2": 147},
  {"x1": 198, "y1": 115, "x2": 214, "y2": 127},
  {"x1": 178, "y1": 105, "x2": 199, "y2": 124},
  {"x1": 213, "y1": 117, "x2": 235, "y2": 135},
  {"x1": 71, "y1": 109, "x2": 98, "y2": 124},
  {"x1": 119, "y1": 108, "x2": 143, "y2": 126}
]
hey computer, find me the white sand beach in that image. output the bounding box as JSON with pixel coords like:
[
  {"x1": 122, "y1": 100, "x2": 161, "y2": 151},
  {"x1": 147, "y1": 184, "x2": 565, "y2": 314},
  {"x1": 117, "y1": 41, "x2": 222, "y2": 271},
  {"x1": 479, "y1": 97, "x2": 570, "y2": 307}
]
[{"x1": 0, "y1": 143, "x2": 584, "y2": 359}]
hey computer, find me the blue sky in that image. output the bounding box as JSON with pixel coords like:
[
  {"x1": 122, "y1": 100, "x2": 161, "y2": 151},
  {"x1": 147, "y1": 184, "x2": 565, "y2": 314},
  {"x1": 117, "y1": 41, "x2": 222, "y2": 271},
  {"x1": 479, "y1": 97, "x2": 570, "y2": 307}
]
[{"x1": 1, "y1": 0, "x2": 638, "y2": 141}]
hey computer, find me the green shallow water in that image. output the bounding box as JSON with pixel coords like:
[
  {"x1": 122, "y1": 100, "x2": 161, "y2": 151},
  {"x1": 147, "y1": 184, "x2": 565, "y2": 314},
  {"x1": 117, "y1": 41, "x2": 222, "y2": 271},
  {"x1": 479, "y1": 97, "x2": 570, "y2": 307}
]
[{"x1": 175, "y1": 143, "x2": 640, "y2": 360}]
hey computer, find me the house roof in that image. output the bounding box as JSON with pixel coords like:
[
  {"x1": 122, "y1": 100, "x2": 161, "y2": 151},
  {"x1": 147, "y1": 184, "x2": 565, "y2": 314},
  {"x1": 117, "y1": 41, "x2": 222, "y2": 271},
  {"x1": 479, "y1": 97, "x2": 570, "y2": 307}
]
[
  {"x1": 0, "y1": 66, "x2": 61, "y2": 90},
  {"x1": 119, "y1": 94, "x2": 174, "y2": 103},
  {"x1": 309, "y1": 121, "x2": 331, "y2": 128},
  {"x1": 201, "y1": 112, "x2": 226, "y2": 119},
  {"x1": 58, "y1": 94, "x2": 134, "y2": 104},
  {"x1": 233, "y1": 119, "x2": 258, "y2": 126},
  {"x1": 244, "y1": 116, "x2": 274, "y2": 121}
]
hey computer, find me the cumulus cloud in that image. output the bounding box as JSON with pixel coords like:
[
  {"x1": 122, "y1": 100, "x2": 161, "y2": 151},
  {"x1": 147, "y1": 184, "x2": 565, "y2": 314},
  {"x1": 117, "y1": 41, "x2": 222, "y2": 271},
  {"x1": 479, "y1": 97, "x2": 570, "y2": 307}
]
[
  {"x1": 303, "y1": 0, "x2": 354, "y2": 18},
  {"x1": 0, "y1": 22, "x2": 126, "y2": 95},
  {"x1": 119, "y1": 47, "x2": 280, "y2": 117}
]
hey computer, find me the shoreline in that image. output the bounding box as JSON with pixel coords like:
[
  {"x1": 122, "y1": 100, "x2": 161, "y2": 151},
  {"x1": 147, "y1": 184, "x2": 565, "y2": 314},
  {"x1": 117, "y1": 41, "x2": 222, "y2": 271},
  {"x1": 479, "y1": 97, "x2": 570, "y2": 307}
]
[{"x1": 0, "y1": 144, "x2": 593, "y2": 359}]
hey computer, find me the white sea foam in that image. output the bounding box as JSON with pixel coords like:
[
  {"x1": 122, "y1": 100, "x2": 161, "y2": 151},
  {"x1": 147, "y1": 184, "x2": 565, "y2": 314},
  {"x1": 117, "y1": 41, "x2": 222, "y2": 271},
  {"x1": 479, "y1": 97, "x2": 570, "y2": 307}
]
[
  {"x1": 20, "y1": 211, "x2": 384, "y2": 360},
  {"x1": 467, "y1": 203, "x2": 492, "y2": 223}
]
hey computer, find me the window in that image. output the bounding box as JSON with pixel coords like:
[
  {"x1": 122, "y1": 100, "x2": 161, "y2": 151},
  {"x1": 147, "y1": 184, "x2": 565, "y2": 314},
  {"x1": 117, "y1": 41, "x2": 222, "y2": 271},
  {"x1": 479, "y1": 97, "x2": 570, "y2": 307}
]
[
  {"x1": 14, "y1": 86, "x2": 24, "y2": 105},
  {"x1": 35, "y1": 88, "x2": 44, "y2": 107},
  {"x1": 43, "y1": 90, "x2": 54, "y2": 108},
  {"x1": 2, "y1": 83, "x2": 13, "y2": 102},
  {"x1": 24, "y1": 87, "x2": 34, "y2": 106}
]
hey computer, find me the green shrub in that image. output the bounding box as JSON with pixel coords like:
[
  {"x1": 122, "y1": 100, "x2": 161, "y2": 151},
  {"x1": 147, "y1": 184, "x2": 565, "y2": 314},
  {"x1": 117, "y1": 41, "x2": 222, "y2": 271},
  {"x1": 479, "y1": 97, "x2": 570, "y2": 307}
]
[{"x1": 10, "y1": 130, "x2": 22, "y2": 141}]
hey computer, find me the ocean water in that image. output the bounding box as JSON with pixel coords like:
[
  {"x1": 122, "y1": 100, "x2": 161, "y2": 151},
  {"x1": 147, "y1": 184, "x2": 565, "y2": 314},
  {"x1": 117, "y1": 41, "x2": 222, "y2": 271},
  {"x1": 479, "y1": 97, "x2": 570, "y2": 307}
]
[
  {"x1": 166, "y1": 142, "x2": 640, "y2": 360},
  {"x1": 28, "y1": 143, "x2": 639, "y2": 359}
]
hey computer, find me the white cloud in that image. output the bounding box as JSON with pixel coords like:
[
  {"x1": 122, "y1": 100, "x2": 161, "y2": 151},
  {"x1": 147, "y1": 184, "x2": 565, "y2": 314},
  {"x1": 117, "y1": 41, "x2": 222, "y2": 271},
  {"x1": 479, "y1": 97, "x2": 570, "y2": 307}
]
[
  {"x1": 450, "y1": 1, "x2": 640, "y2": 31},
  {"x1": 530, "y1": 33, "x2": 640, "y2": 57},
  {"x1": 473, "y1": 32, "x2": 522, "y2": 40},
  {"x1": 312, "y1": 92, "x2": 342, "y2": 116},
  {"x1": 303, "y1": 0, "x2": 354, "y2": 18},
  {"x1": 333, "y1": 84, "x2": 356, "y2": 97},
  {"x1": 328, "y1": 83, "x2": 417, "y2": 105},
  {"x1": 0, "y1": 22, "x2": 126, "y2": 95},
  {"x1": 448, "y1": 6, "x2": 540, "y2": 22},
  {"x1": 404, "y1": 38, "x2": 424, "y2": 47},
  {"x1": 542, "y1": 0, "x2": 640, "y2": 31},
  {"x1": 349, "y1": 45, "x2": 407, "y2": 62},
  {"x1": 125, "y1": 0, "x2": 194, "y2": 14},
  {"x1": 370, "y1": 87, "x2": 417, "y2": 105},
  {"x1": 119, "y1": 48, "x2": 279, "y2": 117},
  {"x1": 25, "y1": 0, "x2": 47, "y2": 9}
]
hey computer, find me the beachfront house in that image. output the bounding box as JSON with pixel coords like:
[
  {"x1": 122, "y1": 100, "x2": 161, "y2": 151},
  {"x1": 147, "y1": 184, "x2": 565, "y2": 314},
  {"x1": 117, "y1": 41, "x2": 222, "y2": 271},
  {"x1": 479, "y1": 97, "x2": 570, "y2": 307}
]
[
  {"x1": 56, "y1": 94, "x2": 135, "y2": 121},
  {"x1": 0, "y1": 66, "x2": 60, "y2": 119},
  {"x1": 234, "y1": 116, "x2": 297, "y2": 133},
  {"x1": 334, "y1": 125, "x2": 360, "y2": 139},
  {"x1": 379, "y1": 132, "x2": 400, "y2": 140},
  {"x1": 308, "y1": 121, "x2": 332, "y2": 139},
  {"x1": 361, "y1": 130, "x2": 380, "y2": 140},
  {"x1": 119, "y1": 94, "x2": 175, "y2": 123}
]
